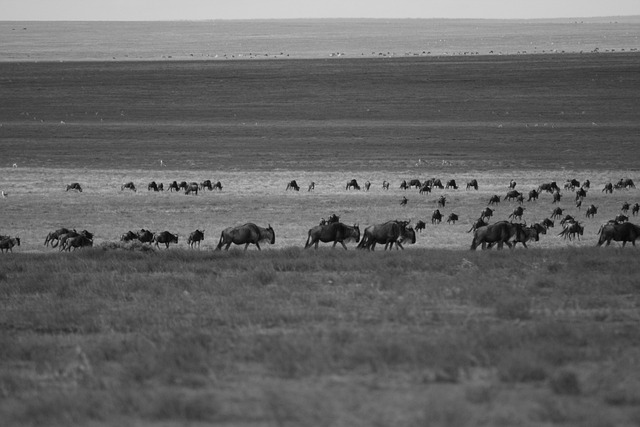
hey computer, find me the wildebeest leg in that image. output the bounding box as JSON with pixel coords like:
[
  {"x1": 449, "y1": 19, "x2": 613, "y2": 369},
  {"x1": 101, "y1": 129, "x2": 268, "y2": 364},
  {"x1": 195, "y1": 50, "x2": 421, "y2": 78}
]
[
  {"x1": 255, "y1": 242, "x2": 261, "y2": 251},
  {"x1": 339, "y1": 241, "x2": 348, "y2": 250},
  {"x1": 395, "y1": 242, "x2": 404, "y2": 250}
]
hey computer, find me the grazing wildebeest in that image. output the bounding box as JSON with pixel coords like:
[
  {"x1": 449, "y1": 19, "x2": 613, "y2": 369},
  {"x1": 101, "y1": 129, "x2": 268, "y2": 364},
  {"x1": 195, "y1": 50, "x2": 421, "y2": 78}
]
[
  {"x1": 364, "y1": 181, "x2": 371, "y2": 191},
  {"x1": 148, "y1": 181, "x2": 160, "y2": 191},
  {"x1": 551, "y1": 207, "x2": 563, "y2": 219},
  {"x1": 213, "y1": 181, "x2": 223, "y2": 191},
  {"x1": 121, "y1": 182, "x2": 136, "y2": 192},
  {"x1": 468, "y1": 217, "x2": 487, "y2": 233},
  {"x1": 66, "y1": 182, "x2": 82, "y2": 192},
  {"x1": 419, "y1": 183, "x2": 431, "y2": 194},
  {"x1": 597, "y1": 222, "x2": 640, "y2": 247},
  {"x1": 200, "y1": 180, "x2": 213, "y2": 191},
  {"x1": 447, "y1": 213, "x2": 459, "y2": 224},
  {"x1": 177, "y1": 181, "x2": 189, "y2": 191},
  {"x1": 582, "y1": 179, "x2": 590, "y2": 189},
  {"x1": 446, "y1": 179, "x2": 458, "y2": 190},
  {"x1": 470, "y1": 221, "x2": 524, "y2": 250},
  {"x1": 187, "y1": 229, "x2": 205, "y2": 248},
  {"x1": 509, "y1": 179, "x2": 517, "y2": 189},
  {"x1": 616, "y1": 178, "x2": 636, "y2": 189},
  {"x1": 137, "y1": 229, "x2": 155, "y2": 244},
  {"x1": 408, "y1": 179, "x2": 421, "y2": 189},
  {"x1": 575, "y1": 187, "x2": 587, "y2": 200},
  {"x1": 305, "y1": 222, "x2": 359, "y2": 250},
  {"x1": 509, "y1": 206, "x2": 525, "y2": 221},
  {"x1": 154, "y1": 231, "x2": 179, "y2": 248},
  {"x1": 602, "y1": 182, "x2": 613, "y2": 194},
  {"x1": 622, "y1": 202, "x2": 630, "y2": 213},
  {"x1": 357, "y1": 220, "x2": 413, "y2": 251},
  {"x1": 565, "y1": 179, "x2": 580, "y2": 191},
  {"x1": 63, "y1": 235, "x2": 93, "y2": 251},
  {"x1": 400, "y1": 196, "x2": 408, "y2": 206},
  {"x1": 0, "y1": 237, "x2": 20, "y2": 253},
  {"x1": 308, "y1": 182, "x2": 315, "y2": 192},
  {"x1": 346, "y1": 179, "x2": 360, "y2": 190},
  {"x1": 168, "y1": 181, "x2": 180, "y2": 192},
  {"x1": 437, "y1": 195, "x2": 446, "y2": 208},
  {"x1": 538, "y1": 181, "x2": 559, "y2": 194},
  {"x1": 120, "y1": 230, "x2": 138, "y2": 242},
  {"x1": 552, "y1": 191, "x2": 562, "y2": 204},
  {"x1": 44, "y1": 227, "x2": 72, "y2": 247},
  {"x1": 585, "y1": 205, "x2": 598, "y2": 218},
  {"x1": 431, "y1": 209, "x2": 443, "y2": 224},
  {"x1": 415, "y1": 220, "x2": 426, "y2": 232},
  {"x1": 430, "y1": 178, "x2": 444, "y2": 189},
  {"x1": 466, "y1": 179, "x2": 478, "y2": 190},
  {"x1": 400, "y1": 180, "x2": 408, "y2": 190},
  {"x1": 504, "y1": 190, "x2": 522, "y2": 202},
  {"x1": 488, "y1": 195, "x2": 500, "y2": 206},
  {"x1": 382, "y1": 181, "x2": 389, "y2": 190},
  {"x1": 184, "y1": 183, "x2": 199, "y2": 195},
  {"x1": 633, "y1": 203, "x2": 640, "y2": 216},
  {"x1": 217, "y1": 223, "x2": 275, "y2": 251},
  {"x1": 286, "y1": 180, "x2": 300, "y2": 191},
  {"x1": 558, "y1": 222, "x2": 584, "y2": 240},
  {"x1": 528, "y1": 189, "x2": 539, "y2": 201}
]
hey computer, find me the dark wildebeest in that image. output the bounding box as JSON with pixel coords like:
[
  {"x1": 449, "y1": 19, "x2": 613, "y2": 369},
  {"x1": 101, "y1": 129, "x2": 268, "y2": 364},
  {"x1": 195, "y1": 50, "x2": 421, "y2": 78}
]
[
  {"x1": 400, "y1": 180, "x2": 408, "y2": 190},
  {"x1": 168, "y1": 181, "x2": 180, "y2": 192},
  {"x1": 466, "y1": 179, "x2": 478, "y2": 190},
  {"x1": 575, "y1": 187, "x2": 587, "y2": 201},
  {"x1": 437, "y1": 195, "x2": 446, "y2": 208},
  {"x1": 552, "y1": 191, "x2": 562, "y2": 204},
  {"x1": 154, "y1": 231, "x2": 179, "y2": 248},
  {"x1": 121, "y1": 182, "x2": 136, "y2": 192},
  {"x1": 0, "y1": 237, "x2": 20, "y2": 253},
  {"x1": 633, "y1": 203, "x2": 640, "y2": 216},
  {"x1": 509, "y1": 206, "x2": 525, "y2": 221},
  {"x1": 597, "y1": 222, "x2": 640, "y2": 247},
  {"x1": 63, "y1": 235, "x2": 93, "y2": 251},
  {"x1": 58, "y1": 230, "x2": 94, "y2": 251},
  {"x1": 320, "y1": 214, "x2": 340, "y2": 226},
  {"x1": 585, "y1": 205, "x2": 598, "y2": 218},
  {"x1": 184, "y1": 183, "x2": 199, "y2": 195},
  {"x1": 308, "y1": 182, "x2": 315, "y2": 192},
  {"x1": 558, "y1": 222, "x2": 584, "y2": 240},
  {"x1": 357, "y1": 220, "x2": 413, "y2": 251},
  {"x1": 305, "y1": 222, "x2": 359, "y2": 250},
  {"x1": 602, "y1": 182, "x2": 613, "y2": 194},
  {"x1": 364, "y1": 181, "x2": 371, "y2": 191},
  {"x1": 66, "y1": 182, "x2": 82, "y2": 192},
  {"x1": 615, "y1": 178, "x2": 636, "y2": 189},
  {"x1": 217, "y1": 223, "x2": 275, "y2": 251},
  {"x1": 44, "y1": 227, "x2": 72, "y2": 247},
  {"x1": 488, "y1": 195, "x2": 500, "y2": 206},
  {"x1": 551, "y1": 207, "x2": 563, "y2": 219},
  {"x1": 582, "y1": 179, "x2": 591, "y2": 189},
  {"x1": 560, "y1": 215, "x2": 575, "y2": 227},
  {"x1": 400, "y1": 196, "x2": 408, "y2": 206},
  {"x1": 468, "y1": 217, "x2": 487, "y2": 233},
  {"x1": 504, "y1": 190, "x2": 522, "y2": 202},
  {"x1": 541, "y1": 218, "x2": 554, "y2": 229},
  {"x1": 470, "y1": 221, "x2": 524, "y2": 250},
  {"x1": 178, "y1": 181, "x2": 189, "y2": 191},
  {"x1": 615, "y1": 214, "x2": 629, "y2": 223},
  {"x1": 120, "y1": 230, "x2": 138, "y2": 242},
  {"x1": 430, "y1": 178, "x2": 444, "y2": 189},
  {"x1": 480, "y1": 207, "x2": 494, "y2": 221},
  {"x1": 346, "y1": 179, "x2": 360, "y2": 190},
  {"x1": 137, "y1": 229, "x2": 155, "y2": 244},
  {"x1": 187, "y1": 229, "x2": 205, "y2": 248},
  {"x1": 286, "y1": 180, "x2": 300, "y2": 191},
  {"x1": 447, "y1": 213, "x2": 459, "y2": 224},
  {"x1": 200, "y1": 180, "x2": 213, "y2": 191},
  {"x1": 415, "y1": 220, "x2": 426, "y2": 232},
  {"x1": 565, "y1": 179, "x2": 580, "y2": 191},
  {"x1": 213, "y1": 181, "x2": 223, "y2": 191},
  {"x1": 382, "y1": 181, "x2": 390, "y2": 190},
  {"x1": 419, "y1": 183, "x2": 431, "y2": 194},
  {"x1": 528, "y1": 189, "x2": 539, "y2": 202},
  {"x1": 148, "y1": 181, "x2": 160, "y2": 191},
  {"x1": 432, "y1": 209, "x2": 443, "y2": 224},
  {"x1": 408, "y1": 179, "x2": 421, "y2": 189},
  {"x1": 622, "y1": 202, "x2": 631, "y2": 213},
  {"x1": 446, "y1": 179, "x2": 458, "y2": 190},
  {"x1": 538, "y1": 181, "x2": 559, "y2": 194},
  {"x1": 509, "y1": 179, "x2": 517, "y2": 189},
  {"x1": 512, "y1": 223, "x2": 546, "y2": 248}
]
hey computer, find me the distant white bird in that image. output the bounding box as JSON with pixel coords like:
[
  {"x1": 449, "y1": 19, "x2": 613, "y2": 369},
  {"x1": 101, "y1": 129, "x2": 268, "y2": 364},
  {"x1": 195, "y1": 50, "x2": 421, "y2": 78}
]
[
  {"x1": 12, "y1": 163, "x2": 17, "y2": 168},
  {"x1": 160, "y1": 160, "x2": 165, "y2": 167},
  {"x1": 2, "y1": 191, "x2": 8, "y2": 198}
]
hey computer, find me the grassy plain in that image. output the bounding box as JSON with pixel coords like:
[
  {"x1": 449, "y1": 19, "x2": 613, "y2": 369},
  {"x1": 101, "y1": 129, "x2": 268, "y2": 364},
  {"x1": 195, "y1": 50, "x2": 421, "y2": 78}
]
[{"x1": 1, "y1": 52, "x2": 640, "y2": 426}]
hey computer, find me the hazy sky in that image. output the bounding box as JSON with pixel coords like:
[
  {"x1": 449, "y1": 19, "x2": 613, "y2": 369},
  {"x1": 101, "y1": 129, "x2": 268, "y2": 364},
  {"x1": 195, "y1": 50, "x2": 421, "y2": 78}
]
[{"x1": 4, "y1": 0, "x2": 640, "y2": 20}]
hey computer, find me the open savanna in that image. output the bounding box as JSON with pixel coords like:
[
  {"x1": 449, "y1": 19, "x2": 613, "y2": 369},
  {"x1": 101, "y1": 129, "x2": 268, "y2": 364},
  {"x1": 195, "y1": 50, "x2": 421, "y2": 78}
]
[{"x1": 1, "y1": 52, "x2": 640, "y2": 426}]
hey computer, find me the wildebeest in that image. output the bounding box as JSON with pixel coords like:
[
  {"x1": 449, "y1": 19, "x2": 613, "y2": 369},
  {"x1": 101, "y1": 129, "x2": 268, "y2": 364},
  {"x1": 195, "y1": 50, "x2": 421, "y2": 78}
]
[
  {"x1": 63, "y1": 235, "x2": 93, "y2": 251},
  {"x1": 357, "y1": 220, "x2": 413, "y2": 251},
  {"x1": 560, "y1": 215, "x2": 575, "y2": 227},
  {"x1": 58, "y1": 230, "x2": 94, "y2": 251},
  {"x1": 44, "y1": 227, "x2": 72, "y2": 247},
  {"x1": 615, "y1": 178, "x2": 636, "y2": 189},
  {"x1": 200, "y1": 180, "x2": 213, "y2": 191},
  {"x1": 217, "y1": 223, "x2": 275, "y2": 251},
  {"x1": 178, "y1": 181, "x2": 189, "y2": 191},
  {"x1": 488, "y1": 195, "x2": 500, "y2": 206},
  {"x1": 512, "y1": 223, "x2": 546, "y2": 248},
  {"x1": 504, "y1": 190, "x2": 522, "y2": 202},
  {"x1": 184, "y1": 183, "x2": 199, "y2": 195},
  {"x1": 597, "y1": 222, "x2": 640, "y2": 247},
  {"x1": 446, "y1": 179, "x2": 458, "y2": 190},
  {"x1": 429, "y1": 178, "x2": 444, "y2": 189},
  {"x1": 305, "y1": 222, "x2": 359, "y2": 250},
  {"x1": 187, "y1": 229, "x2": 205, "y2": 248},
  {"x1": 551, "y1": 207, "x2": 563, "y2": 219},
  {"x1": 154, "y1": 231, "x2": 179, "y2": 248},
  {"x1": 508, "y1": 206, "x2": 525, "y2": 221},
  {"x1": 558, "y1": 222, "x2": 584, "y2": 240},
  {"x1": 66, "y1": 182, "x2": 82, "y2": 192},
  {"x1": 408, "y1": 179, "x2": 421, "y2": 189},
  {"x1": 400, "y1": 196, "x2": 408, "y2": 206},
  {"x1": 432, "y1": 209, "x2": 443, "y2": 224},
  {"x1": 0, "y1": 237, "x2": 20, "y2": 253},
  {"x1": 466, "y1": 179, "x2": 478, "y2": 190},
  {"x1": 437, "y1": 195, "x2": 446, "y2": 208},
  {"x1": 527, "y1": 189, "x2": 539, "y2": 201},
  {"x1": 480, "y1": 207, "x2": 494, "y2": 221},
  {"x1": 633, "y1": 203, "x2": 640, "y2": 216},
  {"x1": 415, "y1": 220, "x2": 426, "y2": 232},
  {"x1": 467, "y1": 217, "x2": 487, "y2": 233},
  {"x1": 148, "y1": 181, "x2": 161, "y2": 191},
  {"x1": 168, "y1": 181, "x2": 180, "y2": 192},
  {"x1": 419, "y1": 183, "x2": 431, "y2": 194},
  {"x1": 509, "y1": 179, "x2": 517, "y2": 189},
  {"x1": 120, "y1": 230, "x2": 138, "y2": 242},
  {"x1": 137, "y1": 229, "x2": 155, "y2": 244},
  {"x1": 382, "y1": 180, "x2": 389, "y2": 190},
  {"x1": 615, "y1": 214, "x2": 629, "y2": 223},
  {"x1": 308, "y1": 182, "x2": 315, "y2": 192},
  {"x1": 602, "y1": 182, "x2": 613, "y2": 194},
  {"x1": 585, "y1": 205, "x2": 598, "y2": 218},
  {"x1": 400, "y1": 180, "x2": 408, "y2": 190},
  {"x1": 565, "y1": 178, "x2": 580, "y2": 191},
  {"x1": 575, "y1": 187, "x2": 587, "y2": 201},
  {"x1": 538, "y1": 181, "x2": 559, "y2": 194},
  {"x1": 541, "y1": 218, "x2": 554, "y2": 229},
  {"x1": 621, "y1": 202, "x2": 630, "y2": 213},
  {"x1": 447, "y1": 213, "x2": 459, "y2": 224},
  {"x1": 121, "y1": 182, "x2": 136, "y2": 192},
  {"x1": 552, "y1": 191, "x2": 562, "y2": 204},
  {"x1": 364, "y1": 181, "x2": 371, "y2": 191},
  {"x1": 212, "y1": 181, "x2": 223, "y2": 191},
  {"x1": 470, "y1": 221, "x2": 524, "y2": 250},
  {"x1": 346, "y1": 179, "x2": 360, "y2": 190},
  {"x1": 286, "y1": 180, "x2": 300, "y2": 191}
]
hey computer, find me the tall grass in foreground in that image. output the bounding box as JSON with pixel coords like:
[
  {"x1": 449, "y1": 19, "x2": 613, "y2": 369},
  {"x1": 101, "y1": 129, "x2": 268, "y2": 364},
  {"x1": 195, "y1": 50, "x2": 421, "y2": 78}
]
[{"x1": 1, "y1": 246, "x2": 640, "y2": 426}]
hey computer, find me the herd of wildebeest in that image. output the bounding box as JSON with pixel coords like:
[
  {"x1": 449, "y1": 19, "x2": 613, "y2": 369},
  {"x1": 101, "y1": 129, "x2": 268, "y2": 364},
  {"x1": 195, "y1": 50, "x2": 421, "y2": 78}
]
[{"x1": 2, "y1": 175, "x2": 640, "y2": 254}]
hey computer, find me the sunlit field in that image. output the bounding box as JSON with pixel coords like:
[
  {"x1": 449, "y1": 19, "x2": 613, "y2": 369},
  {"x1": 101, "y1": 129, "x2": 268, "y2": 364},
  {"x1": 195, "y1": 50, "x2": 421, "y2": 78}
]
[{"x1": 1, "y1": 22, "x2": 640, "y2": 425}]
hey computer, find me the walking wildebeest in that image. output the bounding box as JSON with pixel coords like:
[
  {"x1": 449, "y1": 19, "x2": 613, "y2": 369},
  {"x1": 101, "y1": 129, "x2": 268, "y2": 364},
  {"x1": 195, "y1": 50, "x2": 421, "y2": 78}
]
[
  {"x1": 0, "y1": 237, "x2": 20, "y2": 253},
  {"x1": 551, "y1": 207, "x2": 563, "y2": 219},
  {"x1": 558, "y1": 222, "x2": 584, "y2": 240},
  {"x1": 419, "y1": 183, "x2": 431, "y2": 194},
  {"x1": 184, "y1": 183, "x2": 199, "y2": 195},
  {"x1": 585, "y1": 205, "x2": 598, "y2": 218},
  {"x1": 382, "y1": 180, "x2": 390, "y2": 190},
  {"x1": 622, "y1": 202, "x2": 630, "y2": 213},
  {"x1": 470, "y1": 221, "x2": 524, "y2": 250},
  {"x1": 508, "y1": 206, "x2": 525, "y2": 221},
  {"x1": 121, "y1": 182, "x2": 136, "y2": 192},
  {"x1": 602, "y1": 182, "x2": 613, "y2": 194},
  {"x1": 447, "y1": 213, "x2": 459, "y2": 224},
  {"x1": 63, "y1": 235, "x2": 93, "y2": 251},
  {"x1": 154, "y1": 231, "x2": 179, "y2": 248},
  {"x1": 364, "y1": 181, "x2": 371, "y2": 191},
  {"x1": 217, "y1": 223, "x2": 275, "y2": 251},
  {"x1": 187, "y1": 229, "x2": 205, "y2": 248},
  {"x1": 357, "y1": 220, "x2": 413, "y2": 251},
  {"x1": 137, "y1": 229, "x2": 155, "y2": 244},
  {"x1": 552, "y1": 191, "x2": 562, "y2": 204},
  {"x1": 305, "y1": 222, "x2": 359, "y2": 250},
  {"x1": 538, "y1": 181, "x2": 559, "y2": 194},
  {"x1": 468, "y1": 217, "x2": 487, "y2": 233},
  {"x1": 415, "y1": 220, "x2": 426, "y2": 232},
  {"x1": 597, "y1": 222, "x2": 640, "y2": 247},
  {"x1": 286, "y1": 180, "x2": 300, "y2": 191},
  {"x1": 504, "y1": 190, "x2": 522, "y2": 202},
  {"x1": 432, "y1": 209, "x2": 443, "y2": 224},
  {"x1": 308, "y1": 182, "x2": 315, "y2": 192},
  {"x1": 466, "y1": 179, "x2": 478, "y2": 190},
  {"x1": 528, "y1": 189, "x2": 539, "y2": 201},
  {"x1": 488, "y1": 195, "x2": 500, "y2": 206},
  {"x1": 437, "y1": 195, "x2": 446, "y2": 208},
  {"x1": 633, "y1": 203, "x2": 640, "y2": 216},
  {"x1": 480, "y1": 207, "x2": 494, "y2": 221},
  {"x1": 66, "y1": 183, "x2": 82, "y2": 192},
  {"x1": 44, "y1": 227, "x2": 72, "y2": 247},
  {"x1": 120, "y1": 230, "x2": 138, "y2": 242},
  {"x1": 509, "y1": 179, "x2": 517, "y2": 189},
  {"x1": 512, "y1": 223, "x2": 546, "y2": 248}
]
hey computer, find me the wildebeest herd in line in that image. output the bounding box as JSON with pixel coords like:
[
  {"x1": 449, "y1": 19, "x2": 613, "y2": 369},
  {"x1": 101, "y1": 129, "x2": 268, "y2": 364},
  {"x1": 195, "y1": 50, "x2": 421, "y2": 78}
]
[{"x1": 3, "y1": 176, "x2": 640, "y2": 254}]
